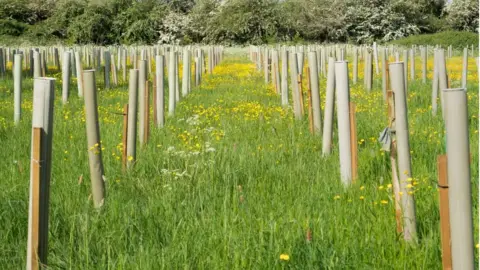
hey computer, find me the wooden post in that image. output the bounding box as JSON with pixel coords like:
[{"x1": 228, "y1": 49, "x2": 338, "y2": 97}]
[
  {"x1": 122, "y1": 104, "x2": 128, "y2": 172},
  {"x1": 30, "y1": 127, "x2": 42, "y2": 270},
  {"x1": 144, "y1": 81, "x2": 150, "y2": 144},
  {"x1": 307, "y1": 67, "x2": 313, "y2": 133},
  {"x1": 437, "y1": 155, "x2": 452, "y2": 270},
  {"x1": 349, "y1": 102, "x2": 358, "y2": 182},
  {"x1": 28, "y1": 77, "x2": 55, "y2": 270}
]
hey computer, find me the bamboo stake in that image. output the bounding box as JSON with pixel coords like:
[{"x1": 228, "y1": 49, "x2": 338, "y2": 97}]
[{"x1": 437, "y1": 155, "x2": 452, "y2": 270}]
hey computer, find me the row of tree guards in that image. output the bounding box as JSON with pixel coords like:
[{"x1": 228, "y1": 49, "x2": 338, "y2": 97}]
[
  {"x1": 19, "y1": 45, "x2": 224, "y2": 270},
  {"x1": 249, "y1": 44, "x2": 476, "y2": 270},
  {"x1": 7, "y1": 45, "x2": 223, "y2": 125}
]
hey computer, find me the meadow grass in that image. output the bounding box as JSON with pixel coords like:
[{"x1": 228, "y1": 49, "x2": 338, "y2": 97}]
[{"x1": 0, "y1": 54, "x2": 478, "y2": 269}]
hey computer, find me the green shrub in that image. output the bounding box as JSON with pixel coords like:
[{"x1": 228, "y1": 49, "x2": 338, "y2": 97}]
[
  {"x1": 0, "y1": 19, "x2": 27, "y2": 36},
  {"x1": 389, "y1": 31, "x2": 479, "y2": 48},
  {"x1": 67, "y1": 6, "x2": 114, "y2": 45}
]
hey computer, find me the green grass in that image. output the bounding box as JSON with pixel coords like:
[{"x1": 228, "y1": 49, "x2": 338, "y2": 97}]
[
  {"x1": 0, "y1": 54, "x2": 478, "y2": 269},
  {"x1": 389, "y1": 31, "x2": 479, "y2": 49}
]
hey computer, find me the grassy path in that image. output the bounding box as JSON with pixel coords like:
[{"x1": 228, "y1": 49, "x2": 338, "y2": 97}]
[{"x1": 0, "y1": 55, "x2": 478, "y2": 268}]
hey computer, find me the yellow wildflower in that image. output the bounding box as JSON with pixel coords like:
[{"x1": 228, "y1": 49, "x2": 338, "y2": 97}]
[{"x1": 280, "y1": 254, "x2": 290, "y2": 261}]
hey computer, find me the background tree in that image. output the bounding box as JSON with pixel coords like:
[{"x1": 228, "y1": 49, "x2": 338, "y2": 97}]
[
  {"x1": 0, "y1": 0, "x2": 476, "y2": 45},
  {"x1": 444, "y1": 0, "x2": 479, "y2": 32}
]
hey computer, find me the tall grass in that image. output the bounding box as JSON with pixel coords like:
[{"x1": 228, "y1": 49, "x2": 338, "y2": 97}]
[{"x1": 0, "y1": 54, "x2": 478, "y2": 269}]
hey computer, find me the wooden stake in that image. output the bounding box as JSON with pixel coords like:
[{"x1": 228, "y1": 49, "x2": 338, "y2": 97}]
[
  {"x1": 144, "y1": 81, "x2": 150, "y2": 143},
  {"x1": 122, "y1": 104, "x2": 128, "y2": 172},
  {"x1": 30, "y1": 127, "x2": 42, "y2": 270},
  {"x1": 349, "y1": 102, "x2": 358, "y2": 182},
  {"x1": 307, "y1": 67, "x2": 313, "y2": 133},
  {"x1": 437, "y1": 154, "x2": 452, "y2": 270}
]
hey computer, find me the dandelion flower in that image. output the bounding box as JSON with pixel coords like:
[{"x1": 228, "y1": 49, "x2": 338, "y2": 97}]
[
  {"x1": 359, "y1": 196, "x2": 365, "y2": 200},
  {"x1": 128, "y1": 156, "x2": 134, "y2": 161},
  {"x1": 280, "y1": 254, "x2": 290, "y2": 261}
]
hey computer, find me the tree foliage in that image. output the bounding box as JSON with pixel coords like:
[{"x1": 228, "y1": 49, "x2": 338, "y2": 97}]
[
  {"x1": 0, "y1": 0, "x2": 477, "y2": 45},
  {"x1": 444, "y1": 0, "x2": 479, "y2": 32}
]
